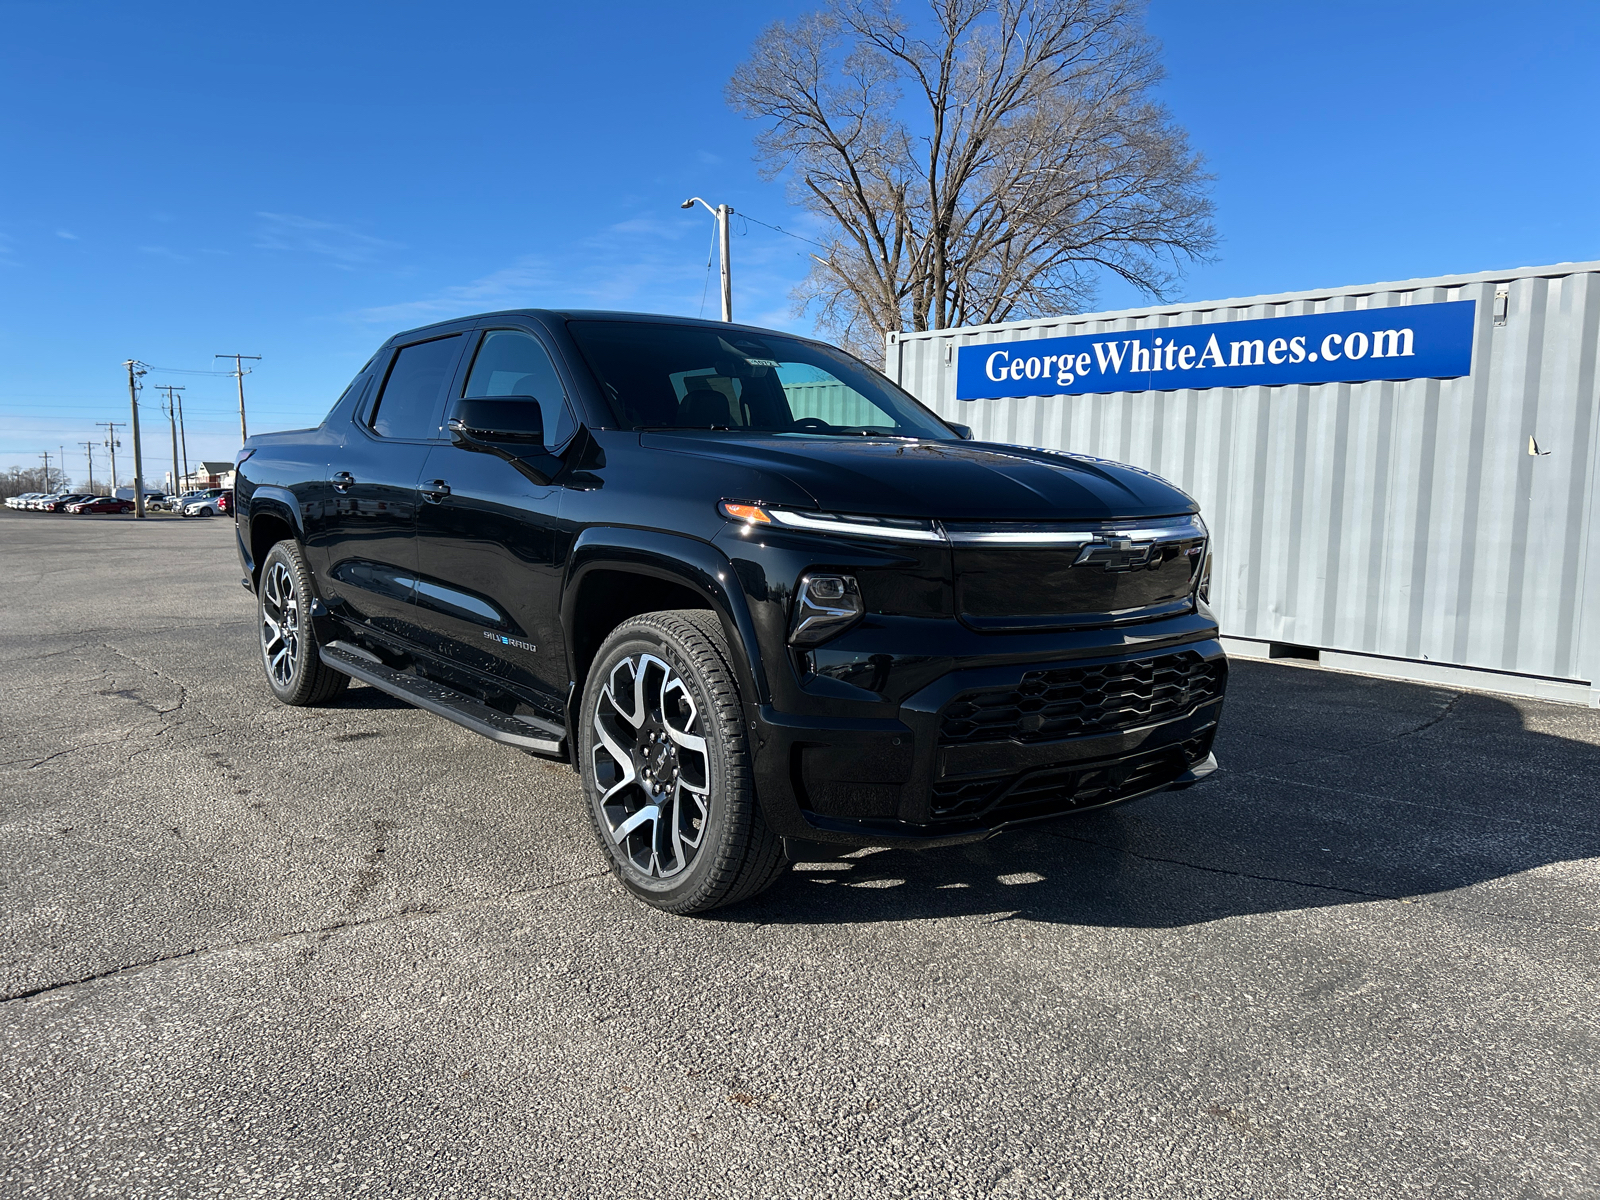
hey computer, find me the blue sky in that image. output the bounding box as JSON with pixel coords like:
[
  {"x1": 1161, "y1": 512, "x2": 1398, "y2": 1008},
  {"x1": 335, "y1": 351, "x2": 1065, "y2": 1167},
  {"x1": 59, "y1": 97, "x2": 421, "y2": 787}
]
[{"x1": 2, "y1": 0, "x2": 1597, "y2": 481}]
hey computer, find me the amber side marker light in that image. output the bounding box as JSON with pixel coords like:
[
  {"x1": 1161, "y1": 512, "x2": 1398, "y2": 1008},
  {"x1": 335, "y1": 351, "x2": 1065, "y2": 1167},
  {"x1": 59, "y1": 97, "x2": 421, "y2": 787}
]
[{"x1": 718, "y1": 501, "x2": 772, "y2": 524}]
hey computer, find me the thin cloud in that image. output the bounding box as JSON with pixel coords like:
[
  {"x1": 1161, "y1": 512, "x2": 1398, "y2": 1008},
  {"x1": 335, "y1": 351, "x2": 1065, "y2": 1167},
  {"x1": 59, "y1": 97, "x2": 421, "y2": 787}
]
[
  {"x1": 348, "y1": 204, "x2": 819, "y2": 332},
  {"x1": 255, "y1": 212, "x2": 403, "y2": 268},
  {"x1": 352, "y1": 257, "x2": 555, "y2": 324},
  {"x1": 56, "y1": 229, "x2": 78, "y2": 240}
]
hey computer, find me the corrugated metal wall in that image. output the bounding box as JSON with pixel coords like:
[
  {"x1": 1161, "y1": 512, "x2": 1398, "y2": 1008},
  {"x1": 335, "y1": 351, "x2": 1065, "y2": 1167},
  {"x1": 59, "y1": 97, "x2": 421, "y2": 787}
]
[
  {"x1": 783, "y1": 379, "x2": 885, "y2": 429},
  {"x1": 889, "y1": 261, "x2": 1600, "y2": 688}
]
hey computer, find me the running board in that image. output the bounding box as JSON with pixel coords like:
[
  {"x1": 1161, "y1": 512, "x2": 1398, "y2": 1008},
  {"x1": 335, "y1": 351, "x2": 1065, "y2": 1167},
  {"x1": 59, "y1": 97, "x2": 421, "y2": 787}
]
[{"x1": 319, "y1": 644, "x2": 566, "y2": 758}]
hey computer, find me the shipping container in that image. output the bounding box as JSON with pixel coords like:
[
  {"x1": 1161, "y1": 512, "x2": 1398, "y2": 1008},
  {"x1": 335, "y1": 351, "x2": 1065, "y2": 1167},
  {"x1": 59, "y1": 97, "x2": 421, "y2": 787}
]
[{"x1": 888, "y1": 260, "x2": 1600, "y2": 706}]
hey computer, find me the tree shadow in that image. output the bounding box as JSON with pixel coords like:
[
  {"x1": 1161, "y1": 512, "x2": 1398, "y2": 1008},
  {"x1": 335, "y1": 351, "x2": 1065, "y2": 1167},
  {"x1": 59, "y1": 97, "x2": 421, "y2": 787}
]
[{"x1": 730, "y1": 661, "x2": 1600, "y2": 928}]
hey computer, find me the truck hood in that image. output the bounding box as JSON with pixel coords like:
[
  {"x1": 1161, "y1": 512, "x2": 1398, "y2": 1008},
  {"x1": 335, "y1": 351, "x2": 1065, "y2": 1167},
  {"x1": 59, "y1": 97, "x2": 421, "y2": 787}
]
[{"x1": 636, "y1": 432, "x2": 1196, "y2": 521}]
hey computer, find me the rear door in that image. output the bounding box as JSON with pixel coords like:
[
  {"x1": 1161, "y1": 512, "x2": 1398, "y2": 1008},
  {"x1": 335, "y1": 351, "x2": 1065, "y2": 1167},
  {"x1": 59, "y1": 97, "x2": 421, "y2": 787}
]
[
  {"x1": 316, "y1": 328, "x2": 470, "y2": 642},
  {"x1": 411, "y1": 323, "x2": 578, "y2": 704}
]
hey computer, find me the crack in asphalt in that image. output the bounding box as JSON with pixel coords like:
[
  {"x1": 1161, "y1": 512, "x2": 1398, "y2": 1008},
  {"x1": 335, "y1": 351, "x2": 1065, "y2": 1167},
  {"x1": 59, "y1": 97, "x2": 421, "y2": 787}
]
[
  {"x1": 1225, "y1": 690, "x2": 1465, "y2": 781},
  {"x1": 21, "y1": 736, "x2": 140, "y2": 771},
  {"x1": 0, "y1": 870, "x2": 611, "y2": 1006},
  {"x1": 98, "y1": 639, "x2": 192, "y2": 718}
]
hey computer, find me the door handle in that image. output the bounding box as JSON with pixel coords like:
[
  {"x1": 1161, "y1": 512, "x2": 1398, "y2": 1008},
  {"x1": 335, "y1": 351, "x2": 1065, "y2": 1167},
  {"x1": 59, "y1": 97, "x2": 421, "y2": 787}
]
[
  {"x1": 331, "y1": 471, "x2": 355, "y2": 493},
  {"x1": 419, "y1": 479, "x2": 451, "y2": 503}
]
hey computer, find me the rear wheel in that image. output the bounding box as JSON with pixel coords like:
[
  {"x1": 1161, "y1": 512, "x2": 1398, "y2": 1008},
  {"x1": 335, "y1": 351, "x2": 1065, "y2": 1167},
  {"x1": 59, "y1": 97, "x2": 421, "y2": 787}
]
[
  {"x1": 579, "y1": 610, "x2": 786, "y2": 914},
  {"x1": 258, "y1": 540, "x2": 348, "y2": 706}
]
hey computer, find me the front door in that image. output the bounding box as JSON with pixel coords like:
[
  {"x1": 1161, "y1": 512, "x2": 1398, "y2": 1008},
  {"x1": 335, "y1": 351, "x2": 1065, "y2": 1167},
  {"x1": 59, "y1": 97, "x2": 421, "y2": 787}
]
[
  {"x1": 412, "y1": 325, "x2": 576, "y2": 706},
  {"x1": 316, "y1": 330, "x2": 469, "y2": 643}
]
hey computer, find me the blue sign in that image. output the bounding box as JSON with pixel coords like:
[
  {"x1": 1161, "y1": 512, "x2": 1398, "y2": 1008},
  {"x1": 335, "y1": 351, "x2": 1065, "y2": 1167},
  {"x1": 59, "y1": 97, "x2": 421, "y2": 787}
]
[{"x1": 956, "y1": 299, "x2": 1476, "y2": 399}]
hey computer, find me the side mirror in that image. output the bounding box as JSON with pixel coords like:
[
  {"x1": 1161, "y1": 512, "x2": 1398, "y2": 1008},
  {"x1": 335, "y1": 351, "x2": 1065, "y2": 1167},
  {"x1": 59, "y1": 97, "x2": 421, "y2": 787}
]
[
  {"x1": 449, "y1": 397, "x2": 545, "y2": 446},
  {"x1": 946, "y1": 422, "x2": 974, "y2": 440}
]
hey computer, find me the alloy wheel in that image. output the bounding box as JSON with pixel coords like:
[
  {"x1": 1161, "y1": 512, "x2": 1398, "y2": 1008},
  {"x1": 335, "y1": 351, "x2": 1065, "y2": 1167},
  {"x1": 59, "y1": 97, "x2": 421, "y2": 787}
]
[
  {"x1": 590, "y1": 653, "x2": 711, "y2": 879},
  {"x1": 260, "y1": 560, "x2": 302, "y2": 688}
]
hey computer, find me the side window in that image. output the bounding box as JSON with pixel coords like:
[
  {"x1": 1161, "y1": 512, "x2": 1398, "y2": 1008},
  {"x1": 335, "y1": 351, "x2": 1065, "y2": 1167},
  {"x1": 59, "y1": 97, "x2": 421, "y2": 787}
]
[
  {"x1": 370, "y1": 335, "x2": 463, "y2": 439},
  {"x1": 461, "y1": 329, "x2": 575, "y2": 448}
]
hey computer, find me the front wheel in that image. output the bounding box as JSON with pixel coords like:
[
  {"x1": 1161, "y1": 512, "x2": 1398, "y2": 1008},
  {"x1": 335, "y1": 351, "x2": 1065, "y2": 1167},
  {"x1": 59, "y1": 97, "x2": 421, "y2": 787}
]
[
  {"x1": 257, "y1": 540, "x2": 349, "y2": 706},
  {"x1": 579, "y1": 610, "x2": 786, "y2": 914}
]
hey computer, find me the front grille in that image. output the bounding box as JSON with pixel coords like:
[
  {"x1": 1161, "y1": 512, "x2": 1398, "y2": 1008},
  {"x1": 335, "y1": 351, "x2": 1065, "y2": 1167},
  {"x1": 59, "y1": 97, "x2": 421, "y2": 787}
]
[
  {"x1": 939, "y1": 651, "x2": 1224, "y2": 745},
  {"x1": 929, "y1": 728, "x2": 1214, "y2": 823}
]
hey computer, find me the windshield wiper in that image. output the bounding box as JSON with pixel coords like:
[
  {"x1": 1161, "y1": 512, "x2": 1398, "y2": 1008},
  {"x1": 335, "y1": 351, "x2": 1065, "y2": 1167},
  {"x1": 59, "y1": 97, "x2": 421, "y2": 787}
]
[{"x1": 819, "y1": 427, "x2": 913, "y2": 438}]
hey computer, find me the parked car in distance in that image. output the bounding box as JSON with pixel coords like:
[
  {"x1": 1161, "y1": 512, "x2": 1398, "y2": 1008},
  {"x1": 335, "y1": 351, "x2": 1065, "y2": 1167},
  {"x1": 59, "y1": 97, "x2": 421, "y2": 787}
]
[
  {"x1": 154, "y1": 491, "x2": 198, "y2": 512},
  {"x1": 27, "y1": 493, "x2": 68, "y2": 510},
  {"x1": 40, "y1": 493, "x2": 97, "y2": 513},
  {"x1": 5, "y1": 493, "x2": 44, "y2": 510},
  {"x1": 183, "y1": 490, "x2": 231, "y2": 517},
  {"x1": 235, "y1": 308, "x2": 1227, "y2": 915},
  {"x1": 67, "y1": 496, "x2": 133, "y2": 514}
]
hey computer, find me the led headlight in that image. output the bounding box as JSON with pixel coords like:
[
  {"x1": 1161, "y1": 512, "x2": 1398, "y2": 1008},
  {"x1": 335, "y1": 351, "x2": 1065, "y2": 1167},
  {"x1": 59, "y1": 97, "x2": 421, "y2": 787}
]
[
  {"x1": 718, "y1": 501, "x2": 940, "y2": 543},
  {"x1": 789, "y1": 572, "x2": 863, "y2": 646}
]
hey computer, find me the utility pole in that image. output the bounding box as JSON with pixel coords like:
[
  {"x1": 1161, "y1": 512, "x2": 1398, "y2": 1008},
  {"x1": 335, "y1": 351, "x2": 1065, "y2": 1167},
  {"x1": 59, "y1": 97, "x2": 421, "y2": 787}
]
[
  {"x1": 59, "y1": 445, "x2": 66, "y2": 490},
  {"x1": 175, "y1": 391, "x2": 189, "y2": 488},
  {"x1": 80, "y1": 441, "x2": 96, "y2": 493},
  {"x1": 40, "y1": 451, "x2": 52, "y2": 491},
  {"x1": 156, "y1": 385, "x2": 184, "y2": 502},
  {"x1": 215, "y1": 353, "x2": 261, "y2": 443},
  {"x1": 680, "y1": 197, "x2": 734, "y2": 321},
  {"x1": 99, "y1": 422, "x2": 122, "y2": 491},
  {"x1": 124, "y1": 360, "x2": 148, "y2": 518}
]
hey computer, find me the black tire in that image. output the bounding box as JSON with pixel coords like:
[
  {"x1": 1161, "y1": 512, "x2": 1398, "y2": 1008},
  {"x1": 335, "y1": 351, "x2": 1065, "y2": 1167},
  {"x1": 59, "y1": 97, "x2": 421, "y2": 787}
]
[
  {"x1": 579, "y1": 609, "x2": 786, "y2": 914},
  {"x1": 257, "y1": 540, "x2": 349, "y2": 707}
]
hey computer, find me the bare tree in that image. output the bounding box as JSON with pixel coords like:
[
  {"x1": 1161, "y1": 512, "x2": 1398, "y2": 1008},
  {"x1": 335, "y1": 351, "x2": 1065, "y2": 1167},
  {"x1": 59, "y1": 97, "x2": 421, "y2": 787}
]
[
  {"x1": 0, "y1": 466, "x2": 72, "y2": 499},
  {"x1": 728, "y1": 0, "x2": 1215, "y2": 357}
]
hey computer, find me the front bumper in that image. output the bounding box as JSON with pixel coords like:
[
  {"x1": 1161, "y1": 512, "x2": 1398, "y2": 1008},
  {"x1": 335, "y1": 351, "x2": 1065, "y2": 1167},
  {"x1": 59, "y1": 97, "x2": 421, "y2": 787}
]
[{"x1": 748, "y1": 636, "x2": 1227, "y2": 848}]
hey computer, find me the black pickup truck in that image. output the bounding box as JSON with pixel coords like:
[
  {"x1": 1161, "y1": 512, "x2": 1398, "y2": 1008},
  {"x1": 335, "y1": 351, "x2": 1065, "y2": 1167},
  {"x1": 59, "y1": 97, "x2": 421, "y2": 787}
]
[{"x1": 235, "y1": 311, "x2": 1226, "y2": 913}]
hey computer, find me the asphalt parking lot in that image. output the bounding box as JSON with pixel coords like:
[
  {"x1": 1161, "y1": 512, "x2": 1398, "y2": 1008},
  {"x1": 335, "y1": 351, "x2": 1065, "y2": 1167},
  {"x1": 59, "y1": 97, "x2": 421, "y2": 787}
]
[{"x1": 2, "y1": 510, "x2": 1597, "y2": 1200}]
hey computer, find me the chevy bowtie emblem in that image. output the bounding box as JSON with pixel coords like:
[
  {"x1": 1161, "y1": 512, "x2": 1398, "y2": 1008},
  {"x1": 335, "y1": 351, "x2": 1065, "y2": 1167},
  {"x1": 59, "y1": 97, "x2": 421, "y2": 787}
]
[{"x1": 1073, "y1": 536, "x2": 1158, "y2": 571}]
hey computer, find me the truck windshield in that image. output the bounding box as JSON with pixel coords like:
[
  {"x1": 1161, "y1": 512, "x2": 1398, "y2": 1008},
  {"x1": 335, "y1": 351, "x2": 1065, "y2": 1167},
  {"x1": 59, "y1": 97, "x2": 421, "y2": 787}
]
[{"x1": 566, "y1": 320, "x2": 956, "y2": 439}]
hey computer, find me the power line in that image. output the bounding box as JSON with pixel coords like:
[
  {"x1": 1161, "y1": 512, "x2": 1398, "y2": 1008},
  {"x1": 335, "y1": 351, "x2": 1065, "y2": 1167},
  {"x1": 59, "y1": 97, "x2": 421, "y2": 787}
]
[
  {"x1": 735, "y1": 210, "x2": 831, "y2": 251},
  {"x1": 697, "y1": 218, "x2": 718, "y2": 320}
]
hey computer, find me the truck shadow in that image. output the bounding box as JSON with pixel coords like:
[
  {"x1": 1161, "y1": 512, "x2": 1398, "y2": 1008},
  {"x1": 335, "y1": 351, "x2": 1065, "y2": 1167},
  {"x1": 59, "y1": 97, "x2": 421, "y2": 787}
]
[{"x1": 733, "y1": 661, "x2": 1600, "y2": 928}]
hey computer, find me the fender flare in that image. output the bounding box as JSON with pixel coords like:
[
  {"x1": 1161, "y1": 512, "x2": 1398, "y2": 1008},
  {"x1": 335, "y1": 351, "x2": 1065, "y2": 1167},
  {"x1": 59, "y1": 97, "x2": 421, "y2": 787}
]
[
  {"x1": 561, "y1": 526, "x2": 771, "y2": 731},
  {"x1": 240, "y1": 485, "x2": 305, "y2": 586}
]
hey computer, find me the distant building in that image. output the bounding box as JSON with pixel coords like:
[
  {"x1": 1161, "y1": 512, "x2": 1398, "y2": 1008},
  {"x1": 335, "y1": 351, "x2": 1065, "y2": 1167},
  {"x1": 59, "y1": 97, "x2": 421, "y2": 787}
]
[{"x1": 181, "y1": 462, "x2": 235, "y2": 492}]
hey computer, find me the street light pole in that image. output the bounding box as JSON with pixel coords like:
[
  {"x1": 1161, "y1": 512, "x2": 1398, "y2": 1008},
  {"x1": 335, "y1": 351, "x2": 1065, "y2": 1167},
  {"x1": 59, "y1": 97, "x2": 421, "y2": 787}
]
[{"x1": 680, "y1": 197, "x2": 734, "y2": 322}]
